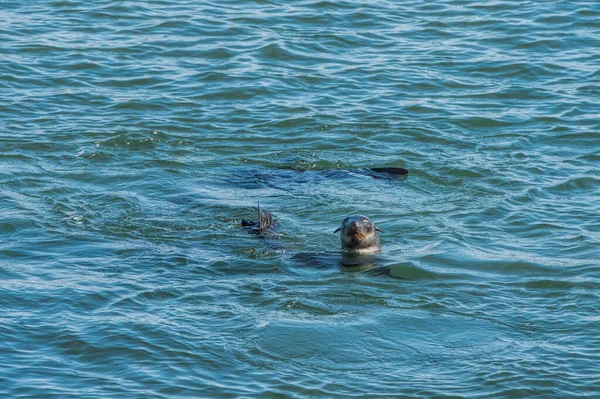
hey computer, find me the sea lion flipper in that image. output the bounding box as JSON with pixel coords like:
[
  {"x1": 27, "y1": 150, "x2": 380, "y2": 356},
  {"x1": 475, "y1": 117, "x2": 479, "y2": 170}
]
[
  {"x1": 259, "y1": 210, "x2": 272, "y2": 231},
  {"x1": 369, "y1": 167, "x2": 409, "y2": 176},
  {"x1": 242, "y1": 202, "x2": 275, "y2": 234}
]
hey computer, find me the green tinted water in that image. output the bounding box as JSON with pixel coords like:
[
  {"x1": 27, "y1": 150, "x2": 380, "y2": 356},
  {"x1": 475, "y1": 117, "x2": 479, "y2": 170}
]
[{"x1": 1, "y1": 1, "x2": 599, "y2": 397}]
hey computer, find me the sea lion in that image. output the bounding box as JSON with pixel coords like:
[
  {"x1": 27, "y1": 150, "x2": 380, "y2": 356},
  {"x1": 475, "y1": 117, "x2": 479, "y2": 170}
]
[{"x1": 334, "y1": 215, "x2": 383, "y2": 254}]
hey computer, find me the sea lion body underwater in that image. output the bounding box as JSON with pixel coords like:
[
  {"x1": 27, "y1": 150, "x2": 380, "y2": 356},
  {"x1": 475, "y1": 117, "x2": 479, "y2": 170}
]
[{"x1": 334, "y1": 215, "x2": 383, "y2": 254}]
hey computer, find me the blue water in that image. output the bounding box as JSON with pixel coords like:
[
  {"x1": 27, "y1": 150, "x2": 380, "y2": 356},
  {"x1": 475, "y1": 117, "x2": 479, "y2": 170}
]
[{"x1": 1, "y1": 1, "x2": 599, "y2": 397}]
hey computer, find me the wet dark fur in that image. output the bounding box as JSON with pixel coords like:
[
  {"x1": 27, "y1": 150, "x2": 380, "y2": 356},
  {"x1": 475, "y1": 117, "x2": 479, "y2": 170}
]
[{"x1": 334, "y1": 215, "x2": 382, "y2": 253}]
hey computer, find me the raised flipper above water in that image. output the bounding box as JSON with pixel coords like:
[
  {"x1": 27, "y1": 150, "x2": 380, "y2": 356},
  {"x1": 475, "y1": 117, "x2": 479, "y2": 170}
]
[{"x1": 242, "y1": 202, "x2": 274, "y2": 234}]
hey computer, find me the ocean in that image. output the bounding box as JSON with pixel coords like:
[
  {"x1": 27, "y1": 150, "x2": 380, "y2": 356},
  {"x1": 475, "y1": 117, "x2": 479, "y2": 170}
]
[{"x1": 1, "y1": 1, "x2": 599, "y2": 397}]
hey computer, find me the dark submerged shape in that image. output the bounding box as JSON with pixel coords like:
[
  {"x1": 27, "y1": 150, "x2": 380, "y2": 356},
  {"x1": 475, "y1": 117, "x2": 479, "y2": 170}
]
[
  {"x1": 226, "y1": 165, "x2": 409, "y2": 190},
  {"x1": 334, "y1": 215, "x2": 383, "y2": 254}
]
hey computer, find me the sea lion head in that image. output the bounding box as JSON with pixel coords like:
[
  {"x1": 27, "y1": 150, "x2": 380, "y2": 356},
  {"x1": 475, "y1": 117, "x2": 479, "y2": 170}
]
[{"x1": 334, "y1": 215, "x2": 382, "y2": 254}]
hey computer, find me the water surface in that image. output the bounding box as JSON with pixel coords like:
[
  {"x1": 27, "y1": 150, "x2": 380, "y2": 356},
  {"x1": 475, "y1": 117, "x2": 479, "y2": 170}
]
[{"x1": 1, "y1": 1, "x2": 599, "y2": 397}]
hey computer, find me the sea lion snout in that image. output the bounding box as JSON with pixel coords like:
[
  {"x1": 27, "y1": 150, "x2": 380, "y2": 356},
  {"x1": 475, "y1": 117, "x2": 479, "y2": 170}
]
[
  {"x1": 347, "y1": 220, "x2": 361, "y2": 233},
  {"x1": 334, "y1": 215, "x2": 382, "y2": 254}
]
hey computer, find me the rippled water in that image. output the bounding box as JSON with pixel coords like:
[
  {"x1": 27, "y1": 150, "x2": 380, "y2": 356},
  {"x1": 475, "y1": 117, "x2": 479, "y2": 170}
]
[{"x1": 1, "y1": 1, "x2": 599, "y2": 397}]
